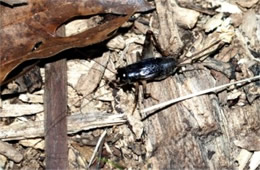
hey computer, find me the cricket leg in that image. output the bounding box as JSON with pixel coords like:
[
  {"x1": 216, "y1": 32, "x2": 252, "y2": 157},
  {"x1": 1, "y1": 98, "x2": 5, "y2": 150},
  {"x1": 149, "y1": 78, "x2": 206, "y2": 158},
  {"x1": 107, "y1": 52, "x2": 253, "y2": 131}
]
[
  {"x1": 141, "y1": 30, "x2": 155, "y2": 59},
  {"x1": 148, "y1": 30, "x2": 171, "y2": 57},
  {"x1": 131, "y1": 82, "x2": 140, "y2": 114},
  {"x1": 140, "y1": 80, "x2": 159, "y2": 102}
]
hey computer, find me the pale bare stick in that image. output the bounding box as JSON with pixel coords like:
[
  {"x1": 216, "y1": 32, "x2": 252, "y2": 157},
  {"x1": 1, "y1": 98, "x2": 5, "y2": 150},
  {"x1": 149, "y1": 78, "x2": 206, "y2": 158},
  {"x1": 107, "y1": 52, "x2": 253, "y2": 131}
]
[
  {"x1": 141, "y1": 75, "x2": 260, "y2": 118},
  {"x1": 88, "y1": 130, "x2": 107, "y2": 168},
  {"x1": 179, "y1": 40, "x2": 222, "y2": 64}
]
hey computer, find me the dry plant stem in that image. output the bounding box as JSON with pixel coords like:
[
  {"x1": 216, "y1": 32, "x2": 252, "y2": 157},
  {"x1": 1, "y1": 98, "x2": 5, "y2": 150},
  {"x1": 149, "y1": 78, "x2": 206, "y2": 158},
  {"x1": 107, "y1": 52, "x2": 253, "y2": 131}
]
[
  {"x1": 141, "y1": 75, "x2": 260, "y2": 116},
  {"x1": 44, "y1": 57, "x2": 68, "y2": 169},
  {"x1": 88, "y1": 130, "x2": 107, "y2": 168}
]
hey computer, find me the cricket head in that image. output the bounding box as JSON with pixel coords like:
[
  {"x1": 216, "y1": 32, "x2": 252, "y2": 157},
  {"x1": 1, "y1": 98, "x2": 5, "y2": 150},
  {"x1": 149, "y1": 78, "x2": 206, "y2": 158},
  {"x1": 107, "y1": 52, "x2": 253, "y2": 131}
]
[{"x1": 116, "y1": 67, "x2": 130, "y2": 84}]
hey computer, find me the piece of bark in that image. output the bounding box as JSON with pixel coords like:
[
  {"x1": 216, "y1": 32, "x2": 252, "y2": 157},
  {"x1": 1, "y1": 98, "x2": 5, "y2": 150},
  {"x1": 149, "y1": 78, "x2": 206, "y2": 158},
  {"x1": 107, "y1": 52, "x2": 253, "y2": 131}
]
[
  {"x1": 143, "y1": 68, "x2": 260, "y2": 169},
  {"x1": 143, "y1": 69, "x2": 220, "y2": 169},
  {"x1": 141, "y1": 0, "x2": 260, "y2": 169},
  {"x1": 154, "y1": 0, "x2": 183, "y2": 56},
  {"x1": 0, "y1": 113, "x2": 126, "y2": 141}
]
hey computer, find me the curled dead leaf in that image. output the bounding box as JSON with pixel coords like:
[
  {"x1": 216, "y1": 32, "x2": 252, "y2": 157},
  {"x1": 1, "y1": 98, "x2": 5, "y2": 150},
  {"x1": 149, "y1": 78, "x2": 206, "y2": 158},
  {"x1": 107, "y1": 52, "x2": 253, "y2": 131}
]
[{"x1": 0, "y1": 0, "x2": 154, "y2": 85}]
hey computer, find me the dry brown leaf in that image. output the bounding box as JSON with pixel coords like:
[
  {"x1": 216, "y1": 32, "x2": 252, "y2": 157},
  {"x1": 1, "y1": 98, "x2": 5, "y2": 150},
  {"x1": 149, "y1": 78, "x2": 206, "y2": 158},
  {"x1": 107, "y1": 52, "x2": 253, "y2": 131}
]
[{"x1": 0, "y1": 0, "x2": 153, "y2": 85}]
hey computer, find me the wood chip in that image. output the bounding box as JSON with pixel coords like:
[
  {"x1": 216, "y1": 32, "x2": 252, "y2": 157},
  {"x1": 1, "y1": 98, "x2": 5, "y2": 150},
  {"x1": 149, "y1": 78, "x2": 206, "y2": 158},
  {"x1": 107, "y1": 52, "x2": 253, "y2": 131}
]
[
  {"x1": 0, "y1": 141, "x2": 23, "y2": 163},
  {"x1": 1, "y1": 104, "x2": 43, "y2": 117},
  {"x1": 0, "y1": 112, "x2": 126, "y2": 141}
]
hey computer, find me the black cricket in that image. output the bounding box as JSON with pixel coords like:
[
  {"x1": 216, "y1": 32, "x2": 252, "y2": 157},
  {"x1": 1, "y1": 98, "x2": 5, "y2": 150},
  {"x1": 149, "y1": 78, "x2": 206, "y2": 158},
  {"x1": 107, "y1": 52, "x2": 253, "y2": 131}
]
[
  {"x1": 116, "y1": 31, "x2": 179, "y2": 85},
  {"x1": 76, "y1": 30, "x2": 222, "y2": 114},
  {"x1": 116, "y1": 31, "x2": 221, "y2": 85},
  {"x1": 116, "y1": 31, "x2": 189, "y2": 85},
  {"x1": 114, "y1": 30, "x2": 188, "y2": 113}
]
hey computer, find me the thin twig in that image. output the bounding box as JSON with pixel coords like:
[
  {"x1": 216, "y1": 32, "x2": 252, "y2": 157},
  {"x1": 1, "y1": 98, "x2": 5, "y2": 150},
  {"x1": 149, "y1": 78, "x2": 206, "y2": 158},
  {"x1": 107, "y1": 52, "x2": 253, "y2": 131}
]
[
  {"x1": 179, "y1": 40, "x2": 221, "y2": 64},
  {"x1": 88, "y1": 130, "x2": 107, "y2": 168},
  {"x1": 141, "y1": 75, "x2": 260, "y2": 117}
]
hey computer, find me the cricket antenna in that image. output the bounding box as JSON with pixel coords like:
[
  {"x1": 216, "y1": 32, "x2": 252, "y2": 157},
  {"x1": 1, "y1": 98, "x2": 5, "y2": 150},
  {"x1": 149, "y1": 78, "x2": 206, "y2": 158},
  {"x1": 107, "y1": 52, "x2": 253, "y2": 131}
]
[
  {"x1": 179, "y1": 39, "x2": 222, "y2": 64},
  {"x1": 74, "y1": 48, "x2": 117, "y2": 75},
  {"x1": 92, "y1": 59, "x2": 117, "y2": 75}
]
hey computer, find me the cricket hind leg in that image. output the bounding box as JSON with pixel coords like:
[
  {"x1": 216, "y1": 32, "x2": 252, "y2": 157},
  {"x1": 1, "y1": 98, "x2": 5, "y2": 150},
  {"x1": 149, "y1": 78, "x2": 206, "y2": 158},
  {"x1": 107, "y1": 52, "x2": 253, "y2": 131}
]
[
  {"x1": 140, "y1": 80, "x2": 159, "y2": 102},
  {"x1": 147, "y1": 30, "x2": 173, "y2": 57},
  {"x1": 140, "y1": 30, "x2": 172, "y2": 60},
  {"x1": 131, "y1": 80, "x2": 160, "y2": 114},
  {"x1": 131, "y1": 83, "x2": 140, "y2": 114},
  {"x1": 141, "y1": 30, "x2": 156, "y2": 59}
]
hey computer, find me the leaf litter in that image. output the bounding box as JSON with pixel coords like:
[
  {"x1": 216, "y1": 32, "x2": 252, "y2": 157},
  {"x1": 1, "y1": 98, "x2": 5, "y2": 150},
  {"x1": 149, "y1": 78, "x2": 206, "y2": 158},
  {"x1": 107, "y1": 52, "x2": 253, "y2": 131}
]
[{"x1": 1, "y1": 0, "x2": 260, "y2": 169}]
